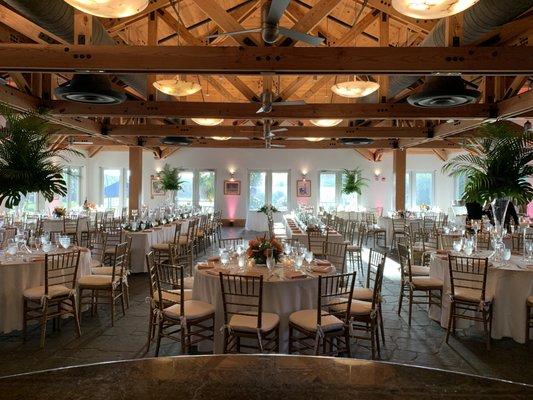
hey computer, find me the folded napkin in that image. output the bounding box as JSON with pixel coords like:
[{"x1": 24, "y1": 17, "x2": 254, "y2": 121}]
[
  {"x1": 315, "y1": 259, "x2": 331, "y2": 266},
  {"x1": 197, "y1": 262, "x2": 214, "y2": 270},
  {"x1": 312, "y1": 264, "x2": 333, "y2": 273},
  {"x1": 284, "y1": 270, "x2": 307, "y2": 280},
  {"x1": 207, "y1": 256, "x2": 220, "y2": 262}
]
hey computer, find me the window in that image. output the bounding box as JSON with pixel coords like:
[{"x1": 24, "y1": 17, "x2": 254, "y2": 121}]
[
  {"x1": 102, "y1": 169, "x2": 121, "y2": 210},
  {"x1": 248, "y1": 171, "x2": 289, "y2": 211},
  {"x1": 199, "y1": 170, "x2": 216, "y2": 211},
  {"x1": 174, "y1": 170, "x2": 217, "y2": 211},
  {"x1": 176, "y1": 171, "x2": 194, "y2": 206},
  {"x1": 454, "y1": 174, "x2": 466, "y2": 202},
  {"x1": 405, "y1": 171, "x2": 434, "y2": 210},
  {"x1": 340, "y1": 173, "x2": 358, "y2": 210},
  {"x1": 18, "y1": 193, "x2": 38, "y2": 213},
  {"x1": 319, "y1": 172, "x2": 337, "y2": 211},
  {"x1": 61, "y1": 167, "x2": 81, "y2": 209}
]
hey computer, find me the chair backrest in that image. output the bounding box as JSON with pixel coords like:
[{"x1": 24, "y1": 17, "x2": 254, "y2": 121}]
[
  {"x1": 219, "y1": 273, "x2": 264, "y2": 329},
  {"x1": 186, "y1": 218, "x2": 198, "y2": 242},
  {"x1": 103, "y1": 228, "x2": 124, "y2": 248},
  {"x1": 392, "y1": 218, "x2": 406, "y2": 232},
  {"x1": 397, "y1": 243, "x2": 413, "y2": 283},
  {"x1": 438, "y1": 234, "x2": 456, "y2": 250},
  {"x1": 110, "y1": 242, "x2": 128, "y2": 281},
  {"x1": 317, "y1": 272, "x2": 356, "y2": 325},
  {"x1": 219, "y1": 237, "x2": 245, "y2": 250},
  {"x1": 423, "y1": 217, "x2": 436, "y2": 233},
  {"x1": 476, "y1": 232, "x2": 491, "y2": 250},
  {"x1": 511, "y1": 232, "x2": 533, "y2": 253},
  {"x1": 448, "y1": 255, "x2": 489, "y2": 303},
  {"x1": 307, "y1": 228, "x2": 329, "y2": 254},
  {"x1": 422, "y1": 234, "x2": 438, "y2": 253},
  {"x1": 171, "y1": 221, "x2": 183, "y2": 244},
  {"x1": 365, "y1": 249, "x2": 386, "y2": 290},
  {"x1": 0, "y1": 227, "x2": 17, "y2": 249},
  {"x1": 369, "y1": 254, "x2": 386, "y2": 310},
  {"x1": 89, "y1": 231, "x2": 105, "y2": 263},
  {"x1": 146, "y1": 251, "x2": 158, "y2": 301},
  {"x1": 343, "y1": 220, "x2": 355, "y2": 243},
  {"x1": 44, "y1": 250, "x2": 81, "y2": 295},
  {"x1": 324, "y1": 242, "x2": 348, "y2": 274},
  {"x1": 152, "y1": 253, "x2": 187, "y2": 314}
]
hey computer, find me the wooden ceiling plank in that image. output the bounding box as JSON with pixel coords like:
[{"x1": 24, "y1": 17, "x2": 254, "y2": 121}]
[
  {"x1": 360, "y1": 0, "x2": 436, "y2": 34},
  {"x1": 106, "y1": 0, "x2": 177, "y2": 34},
  {"x1": 158, "y1": 8, "x2": 204, "y2": 46}
]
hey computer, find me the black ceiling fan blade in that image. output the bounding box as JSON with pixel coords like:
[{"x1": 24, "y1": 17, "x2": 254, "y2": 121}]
[{"x1": 266, "y1": 0, "x2": 290, "y2": 25}]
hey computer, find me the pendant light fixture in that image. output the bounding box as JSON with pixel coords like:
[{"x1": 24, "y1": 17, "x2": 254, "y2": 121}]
[
  {"x1": 331, "y1": 80, "x2": 380, "y2": 99},
  {"x1": 211, "y1": 137, "x2": 232, "y2": 141},
  {"x1": 305, "y1": 137, "x2": 326, "y2": 142},
  {"x1": 64, "y1": 0, "x2": 150, "y2": 18},
  {"x1": 153, "y1": 77, "x2": 202, "y2": 97},
  {"x1": 391, "y1": 0, "x2": 479, "y2": 19},
  {"x1": 309, "y1": 119, "x2": 343, "y2": 127},
  {"x1": 191, "y1": 118, "x2": 224, "y2": 126}
]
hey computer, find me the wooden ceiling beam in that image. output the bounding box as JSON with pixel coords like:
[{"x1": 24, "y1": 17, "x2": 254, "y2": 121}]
[
  {"x1": 107, "y1": 124, "x2": 430, "y2": 138},
  {"x1": 2, "y1": 45, "x2": 530, "y2": 74},
  {"x1": 43, "y1": 100, "x2": 492, "y2": 120},
  {"x1": 359, "y1": 0, "x2": 436, "y2": 34},
  {"x1": 105, "y1": 0, "x2": 178, "y2": 34},
  {"x1": 158, "y1": 8, "x2": 204, "y2": 46}
]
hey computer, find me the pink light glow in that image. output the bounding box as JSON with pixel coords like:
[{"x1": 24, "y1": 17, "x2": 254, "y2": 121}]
[{"x1": 226, "y1": 196, "x2": 238, "y2": 219}]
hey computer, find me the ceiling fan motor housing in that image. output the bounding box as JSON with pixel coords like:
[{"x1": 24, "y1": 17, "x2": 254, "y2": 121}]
[
  {"x1": 55, "y1": 74, "x2": 127, "y2": 104},
  {"x1": 407, "y1": 76, "x2": 480, "y2": 108}
]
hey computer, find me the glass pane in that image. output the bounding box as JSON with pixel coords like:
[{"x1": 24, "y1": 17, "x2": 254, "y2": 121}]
[
  {"x1": 19, "y1": 193, "x2": 37, "y2": 212},
  {"x1": 455, "y1": 175, "x2": 466, "y2": 201},
  {"x1": 177, "y1": 171, "x2": 194, "y2": 206},
  {"x1": 103, "y1": 169, "x2": 121, "y2": 210},
  {"x1": 319, "y1": 172, "x2": 336, "y2": 211},
  {"x1": 199, "y1": 171, "x2": 216, "y2": 211},
  {"x1": 340, "y1": 173, "x2": 357, "y2": 210},
  {"x1": 67, "y1": 167, "x2": 81, "y2": 209},
  {"x1": 249, "y1": 171, "x2": 266, "y2": 210},
  {"x1": 414, "y1": 172, "x2": 433, "y2": 206},
  {"x1": 271, "y1": 172, "x2": 288, "y2": 211},
  {"x1": 124, "y1": 170, "x2": 130, "y2": 208},
  {"x1": 405, "y1": 172, "x2": 411, "y2": 210}
]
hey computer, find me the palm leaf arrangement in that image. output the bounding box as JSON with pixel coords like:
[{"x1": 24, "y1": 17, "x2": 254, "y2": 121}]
[
  {"x1": 157, "y1": 163, "x2": 184, "y2": 192},
  {"x1": 442, "y1": 123, "x2": 533, "y2": 205},
  {"x1": 0, "y1": 106, "x2": 82, "y2": 208},
  {"x1": 342, "y1": 167, "x2": 368, "y2": 196}
]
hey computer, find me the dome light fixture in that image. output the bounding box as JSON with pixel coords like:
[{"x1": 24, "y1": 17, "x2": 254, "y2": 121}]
[
  {"x1": 305, "y1": 137, "x2": 326, "y2": 142},
  {"x1": 391, "y1": 0, "x2": 479, "y2": 19},
  {"x1": 211, "y1": 136, "x2": 232, "y2": 141},
  {"x1": 64, "y1": 0, "x2": 150, "y2": 18},
  {"x1": 192, "y1": 118, "x2": 224, "y2": 126},
  {"x1": 331, "y1": 81, "x2": 380, "y2": 99},
  {"x1": 153, "y1": 77, "x2": 202, "y2": 97},
  {"x1": 309, "y1": 119, "x2": 343, "y2": 127}
]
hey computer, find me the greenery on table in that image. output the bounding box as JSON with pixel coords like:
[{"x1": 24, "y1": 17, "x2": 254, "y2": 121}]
[
  {"x1": 157, "y1": 164, "x2": 184, "y2": 192},
  {"x1": 246, "y1": 235, "x2": 283, "y2": 265},
  {"x1": 442, "y1": 123, "x2": 533, "y2": 205},
  {"x1": 0, "y1": 106, "x2": 82, "y2": 208},
  {"x1": 342, "y1": 167, "x2": 368, "y2": 196},
  {"x1": 257, "y1": 204, "x2": 279, "y2": 214}
]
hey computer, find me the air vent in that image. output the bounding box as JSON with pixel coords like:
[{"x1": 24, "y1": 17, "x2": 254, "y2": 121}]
[
  {"x1": 340, "y1": 138, "x2": 374, "y2": 146},
  {"x1": 407, "y1": 77, "x2": 480, "y2": 108},
  {"x1": 161, "y1": 137, "x2": 192, "y2": 146},
  {"x1": 55, "y1": 74, "x2": 126, "y2": 104}
]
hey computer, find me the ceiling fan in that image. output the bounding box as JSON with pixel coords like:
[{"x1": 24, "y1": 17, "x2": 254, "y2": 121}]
[
  {"x1": 256, "y1": 89, "x2": 305, "y2": 114},
  {"x1": 206, "y1": 0, "x2": 324, "y2": 46},
  {"x1": 244, "y1": 119, "x2": 287, "y2": 148}
]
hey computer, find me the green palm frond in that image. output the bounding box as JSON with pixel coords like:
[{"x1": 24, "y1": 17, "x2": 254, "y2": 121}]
[
  {"x1": 157, "y1": 164, "x2": 184, "y2": 192},
  {"x1": 342, "y1": 167, "x2": 368, "y2": 196},
  {"x1": 0, "y1": 105, "x2": 83, "y2": 208},
  {"x1": 442, "y1": 122, "x2": 533, "y2": 205}
]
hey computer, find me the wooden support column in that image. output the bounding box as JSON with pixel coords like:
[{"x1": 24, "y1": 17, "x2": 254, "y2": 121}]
[
  {"x1": 393, "y1": 149, "x2": 406, "y2": 211},
  {"x1": 128, "y1": 146, "x2": 143, "y2": 215}
]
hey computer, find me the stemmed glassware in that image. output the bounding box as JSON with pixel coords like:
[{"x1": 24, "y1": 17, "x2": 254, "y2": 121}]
[
  {"x1": 305, "y1": 250, "x2": 314, "y2": 265},
  {"x1": 236, "y1": 245, "x2": 244, "y2": 257},
  {"x1": 294, "y1": 253, "x2": 304, "y2": 270},
  {"x1": 220, "y1": 250, "x2": 230, "y2": 269},
  {"x1": 59, "y1": 235, "x2": 71, "y2": 250},
  {"x1": 266, "y1": 248, "x2": 275, "y2": 280}
]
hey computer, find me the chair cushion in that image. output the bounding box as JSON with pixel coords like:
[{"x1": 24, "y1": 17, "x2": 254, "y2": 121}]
[
  {"x1": 178, "y1": 236, "x2": 189, "y2": 245},
  {"x1": 452, "y1": 287, "x2": 492, "y2": 303},
  {"x1": 229, "y1": 311, "x2": 280, "y2": 333},
  {"x1": 23, "y1": 284, "x2": 71, "y2": 300},
  {"x1": 104, "y1": 246, "x2": 115, "y2": 254},
  {"x1": 79, "y1": 275, "x2": 120, "y2": 287},
  {"x1": 349, "y1": 299, "x2": 373, "y2": 316},
  {"x1": 183, "y1": 276, "x2": 194, "y2": 290},
  {"x1": 91, "y1": 266, "x2": 114, "y2": 275},
  {"x1": 410, "y1": 265, "x2": 430, "y2": 276},
  {"x1": 352, "y1": 287, "x2": 373, "y2": 301},
  {"x1": 163, "y1": 300, "x2": 214, "y2": 320},
  {"x1": 151, "y1": 243, "x2": 171, "y2": 251},
  {"x1": 346, "y1": 245, "x2": 360, "y2": 252},
  {"x1": 289, "y1": 309, "x2": 344, "y2": 332},
  {"x1": 158, "y1": 289, "x2": 193, "y2": 304},
  {"x1": 410, "y1": 276, "x2": 443, "y2": 290},
  {"x1": 528, "y1": 295, "x2": 533, "y2": 307}
]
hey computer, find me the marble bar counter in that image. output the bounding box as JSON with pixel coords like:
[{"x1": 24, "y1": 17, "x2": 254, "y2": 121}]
[{"x1": 0, "y1": 355, "x2": 531, "y2": 400}]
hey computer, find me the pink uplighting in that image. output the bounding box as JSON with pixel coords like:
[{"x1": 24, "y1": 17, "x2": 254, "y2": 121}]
[{"x1": 225, "y1": 196, "x2": 238, "y2": 219}]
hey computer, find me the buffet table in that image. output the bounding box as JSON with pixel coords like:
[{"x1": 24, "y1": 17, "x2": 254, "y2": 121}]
[
  {"x1": 0, "y1": 355, "x2": 530, "y2": 400},
  {"x1": 193, "y1": 261, "x2": 336, "y2": 353},
  {"x1": 428, "y1": 251, "x2": 533, "y2": 343},
  {"x1": 0, "y1": 247, "x2": 92, "y2": 334},
  {"x1": 245, "y1": 211, "x2": 283, "y2": 232},
  {"x1": 283, "y1": 216, "x2": 344, "y2": 248}
]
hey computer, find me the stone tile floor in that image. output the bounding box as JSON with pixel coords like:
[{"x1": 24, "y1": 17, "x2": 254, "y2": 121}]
[{"x1": 0, "y1": 228, "x2": 531, "y2": 383}]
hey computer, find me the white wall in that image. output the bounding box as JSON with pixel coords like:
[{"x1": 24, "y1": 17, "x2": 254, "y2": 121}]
[{"x1": 83, "y1": 148, "x2": 457, "y2": 220}]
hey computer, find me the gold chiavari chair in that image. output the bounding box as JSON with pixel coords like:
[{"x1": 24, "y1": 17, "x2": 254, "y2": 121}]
[
  {"x1": 219, "y1": 273, "x2": 280, "y2": 354},
  {"x1": 0, "y1": 226, "x2": 17, "y2": 249},
  {"x1": 438, "y1": 234, "x2": 456, "y2": 251},
  {"x1": 422, "y1": 217, "x2": 436, "y2": 235},
  {"x1": 397, "y1": 243, "x2": 443, "y2": 325},
  {"x1": 324, "y1": 242, "x2": 348, "y2": 275},
  {"x1": 63, "y1": 217, "x2": 80, "y2": 245},
  {"x1": 22, "y1": 250, "x2": 81, "y2": 348},
  {"x1": 352, "y1": 249, "x2": 387, "y2": 347},
  {"x1": 152, "y1": 254, "x2": 215, "y2": 356},
  {"x1": 78, "y1": 242, "x2": 128, "y2": 326},
  {"x1": 102, "y1": 228, "x2": 124, "y2": 265},
  {"x1": 289, "y1": 272, "x2": 356, "y2": 356},
  {"x1": 346, "y1": 223, "x2": 365, "y2": 274},
  {"x1": 476, "y1": 232, "x2": 491, "y2": 250},
  {"x1": 446, "y1": 255, "x2": 493, "y2": 350},
  {"x1": 365, "y1": 213, "x2": 387, "y2": 247},
  {"x1": 392, "y1": 218, "x2": 406, "y2": 248},
  {"x1": 348, "y1": 254, "x2": 386, "y2": 359},
  {"x1": 307, "y1": 227, "x2": 329, "y2": 257},
  {"x1": 150, "y1": 221, "x2": 183, "y2": 263},
  {"x1": 218, "y1": 237, "x2": 245, "y2": 250},
  {"x1": 512, "y1": 232, "x2": 533, "y2": 254}
]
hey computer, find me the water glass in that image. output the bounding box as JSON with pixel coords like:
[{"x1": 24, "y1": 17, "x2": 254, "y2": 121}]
[
  {"x1": 237, "y1": 255, "x2": 246, "y2": 269},
  {"x1": 525, "y1": 240, "x2": 533, "y2": 261},
  {"x1": 304, "y1": 250, "x2": 314, "y2": 264},
  {"x1": 220, "y1": 250, "x2": 230, "y2": 268},
  {"x1": 283, "y1": 243, "x2": 292, "y2": 256},
  {"x1": 236, "y1": 245, "x2": 244, "y2": 257},
  {"x1": 6, "y1": 242, "x2": 18, "y2": 258},
  {"x1": 59, "y1": 235, "x2": 71, "y2": 249},
  {"x1": 295, "y1": 254, "x2": 304, "y2": 270},
  {"x1": 452, "y1": 240, "x2": 462, "y2": 252},
  {"x1": 266, "y1": 249, "x2": 275, "y2": 274},
  {"x1": 502, "y1": 248, "x2": 511, "y2": 265},
  {"x1": 42, "y1": 242, "x2": 52, "y2": 253}
]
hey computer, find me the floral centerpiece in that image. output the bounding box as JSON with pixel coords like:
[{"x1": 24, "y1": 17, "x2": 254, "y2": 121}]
[
  {"x1": 53, "y1": 206, "x2": 66, "y2": 218},
  {"x1": 247, "y1": 235, "x2": 282, "y2": 265},
  {"x1": 82, "y1": 199, "x2": 96, "y2": 212},
  {"x1": 257, "y1": 204, "x2": 278, "y2": 239},
  {"x1": 419, "y1": 204, "x2": 430, "y2": 212}
]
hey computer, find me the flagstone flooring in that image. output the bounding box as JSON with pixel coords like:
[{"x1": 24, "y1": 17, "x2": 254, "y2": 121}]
[{"x1": 0, "y1": 228, "x2": 531, "y2": 384}]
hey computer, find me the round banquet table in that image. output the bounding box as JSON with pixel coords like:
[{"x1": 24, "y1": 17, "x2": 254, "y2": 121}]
[
  {"x1": 0, "y1": 355, "x2": 531, "y2": 400},
  {"x1": 193, "y1": 262, "x2": 335, "y2": 353},
  {"x1": 0, "y1": 247, "x2": 92, "y2": 334},
  {"x1": 245, "y1": 211, "x2": 283, "y2": 232},
  {"x1": 428, "y1": 251, "x2": 533, "y2": 343}
]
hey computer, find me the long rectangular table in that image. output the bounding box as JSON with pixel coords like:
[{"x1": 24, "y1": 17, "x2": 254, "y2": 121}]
[{"x1": 283, "y1": 216, "x2": 345, "y2": 248}]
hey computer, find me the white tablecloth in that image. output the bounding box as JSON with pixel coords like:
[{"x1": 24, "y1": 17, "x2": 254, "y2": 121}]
[
  {"x1": 245, "y1": 211, "x2": 283, "y2": 232},
  {"x1": 128, "y1": 222, "x2": 187, "y2": 273},
  {"x1": 284, "y1": 217, "x2": 344, "y2": 248},
  {"x1": 193, "y1": 264, "x2": 329, "y2": 353},
  {"x1": 428, "y1": 253, "x2": 533, "y2": 343},
  {"x1": 0, "y1": 247, "x2": 92, "y2": 334}
]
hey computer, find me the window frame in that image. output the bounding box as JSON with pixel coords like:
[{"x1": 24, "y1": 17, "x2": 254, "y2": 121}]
[
  {"x1": 174, "y1": 169, "x2": 217, "y2": 211},
  {"x1": 61, "y1": 166, "x2": 82, "y2": 210},
  {"x1": 100, "y1": 167, "x2": 129, "y2": 212},
  {"x1": 247, "y1": 169, "x2": 291, "y2": 212},
  {"x1": 405, "y1": 170, "x2": 436, "y2": 210},
  {"x1": 318, "y1": 170, "x2": 359, "y2": 211}
]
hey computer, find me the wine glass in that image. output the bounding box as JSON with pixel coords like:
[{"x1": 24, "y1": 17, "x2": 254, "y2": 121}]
[
  {"x1": 6, "y1": 241, "x2": 18, "y2": 260},
  {"x1": 237, "y1": 255, "x2": 246, "y2": 270},
  {"x1": 452, "y1": 240, "x2": 462, "y2": 252},
  {"x1": 502, "y1": 248, "x2": 511, "y2": 266},
  {"x1": 236, "y1": 245, "x2": 244, "y2": 257},
  {"x1": 266, "y1": 249, "x2": 275, "y2": 279},
  {"x1": 305, "y1": 250, "x2": 314, "y2": 265},
  {"x1": 220, "y1": 250, "x2": 230, "y2": 269},
  {"x1": 42, "y1": 242, "x2": 52, "y2": 253},
  {"x1": 59, "y1": 235, "x2": 71, "y2": 250},
  {"x1": 295, "y1": 254, "x2": 304, "y2": 270},
  {"x1": 283, "y1": 243, "x2": 292, "y2": 257}
]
